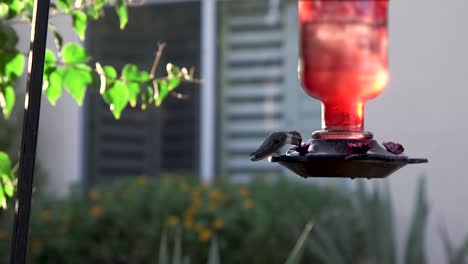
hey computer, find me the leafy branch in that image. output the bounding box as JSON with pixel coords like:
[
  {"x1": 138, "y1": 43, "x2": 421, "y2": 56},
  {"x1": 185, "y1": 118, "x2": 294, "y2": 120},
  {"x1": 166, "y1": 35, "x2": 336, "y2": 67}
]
[
  {"x1": 0, "y1": 0, "x2": 200, "y2": 207},
  {"x1": 43, "y1": 42, "x2": 196, "y2": 119}
]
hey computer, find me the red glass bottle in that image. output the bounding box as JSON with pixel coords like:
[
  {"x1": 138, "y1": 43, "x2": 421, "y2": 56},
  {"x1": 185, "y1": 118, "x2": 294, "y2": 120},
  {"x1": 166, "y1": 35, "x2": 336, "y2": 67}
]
[{"x1": 299, "y1": 0, "x2": 389, "y2": 139}]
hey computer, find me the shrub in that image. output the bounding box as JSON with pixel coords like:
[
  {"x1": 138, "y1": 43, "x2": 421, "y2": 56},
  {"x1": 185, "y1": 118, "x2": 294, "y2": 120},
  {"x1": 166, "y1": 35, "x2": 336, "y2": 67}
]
[{"x1": 0, "y1": 176, "x2": 352, "y2": 264}]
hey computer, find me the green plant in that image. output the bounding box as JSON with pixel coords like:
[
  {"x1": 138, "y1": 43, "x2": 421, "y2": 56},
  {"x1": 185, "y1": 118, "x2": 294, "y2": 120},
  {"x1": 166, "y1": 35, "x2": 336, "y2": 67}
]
[
  {"x1": 0, "y1": 175, "x2": 351, "y2": 263},
  {"x1": 308, "y1": 177, "x2": 429, "y2": 264},
  {"x1": 157, "y1": 221, "x2": 314, "y2": 264},
  {"x1": 440, "y1": 225, "x2": 468, "y2": 264}
]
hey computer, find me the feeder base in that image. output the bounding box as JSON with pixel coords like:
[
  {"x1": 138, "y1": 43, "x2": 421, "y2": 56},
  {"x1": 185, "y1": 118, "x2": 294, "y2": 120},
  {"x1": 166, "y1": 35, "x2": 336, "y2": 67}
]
[{"x1": 270, "y1": 139, "x2": 427, "y2": 179}]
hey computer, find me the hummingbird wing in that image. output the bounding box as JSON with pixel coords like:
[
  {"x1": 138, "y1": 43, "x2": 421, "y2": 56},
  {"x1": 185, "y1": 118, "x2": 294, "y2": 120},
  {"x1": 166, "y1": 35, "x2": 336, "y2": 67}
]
[{"x1": 250, "y1": 132, "x2": 287, "y2": 161}]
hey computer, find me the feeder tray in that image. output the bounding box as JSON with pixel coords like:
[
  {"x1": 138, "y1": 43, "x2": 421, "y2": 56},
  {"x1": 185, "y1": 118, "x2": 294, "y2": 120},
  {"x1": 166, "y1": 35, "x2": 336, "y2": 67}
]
[{"x1": 270, "y1": 139, "x2": 428, "y2": 179}]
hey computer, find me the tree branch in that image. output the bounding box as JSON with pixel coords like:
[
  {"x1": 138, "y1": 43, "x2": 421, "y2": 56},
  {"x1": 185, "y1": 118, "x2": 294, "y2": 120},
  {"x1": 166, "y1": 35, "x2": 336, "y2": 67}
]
[{"x1": 149, "y1": 43, "x2": 166, "y2": 79}]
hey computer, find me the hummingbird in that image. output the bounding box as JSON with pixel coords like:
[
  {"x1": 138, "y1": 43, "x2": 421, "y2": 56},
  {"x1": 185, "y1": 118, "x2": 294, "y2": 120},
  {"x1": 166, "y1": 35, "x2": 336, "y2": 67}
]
[{"x1": 250, "y1": 131, "x2": 302, "y2": 161}]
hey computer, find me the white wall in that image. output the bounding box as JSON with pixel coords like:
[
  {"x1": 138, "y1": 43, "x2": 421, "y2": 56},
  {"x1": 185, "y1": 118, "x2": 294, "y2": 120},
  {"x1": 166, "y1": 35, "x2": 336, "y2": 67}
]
[
  {"x1": 366, "y1": 0, "x2": 468, "y2": 263},
  {"x1": 14, "y1": 15, "x2": 83, "y2": 198}
]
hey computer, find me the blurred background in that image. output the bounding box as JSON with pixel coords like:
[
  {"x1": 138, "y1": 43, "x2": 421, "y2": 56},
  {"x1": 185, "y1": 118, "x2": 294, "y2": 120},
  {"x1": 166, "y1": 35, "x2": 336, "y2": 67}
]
[{"x1": 0, "y1": 0, "x2": 467, "y2": 263}]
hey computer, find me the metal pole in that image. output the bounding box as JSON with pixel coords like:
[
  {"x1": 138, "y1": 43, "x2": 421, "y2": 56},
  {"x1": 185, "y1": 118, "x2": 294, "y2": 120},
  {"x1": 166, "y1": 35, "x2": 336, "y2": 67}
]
[
  {"x1": 200, "y1": 0, "x2": 217, "y2": 183},
  {"x1": 10, "y1": 0, "x2": 50, "y2": 263}
]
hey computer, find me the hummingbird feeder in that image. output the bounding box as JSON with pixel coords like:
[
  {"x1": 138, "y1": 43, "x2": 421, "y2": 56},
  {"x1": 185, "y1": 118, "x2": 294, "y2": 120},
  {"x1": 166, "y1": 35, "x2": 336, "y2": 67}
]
[{"x1": 270, "y1": 0, "x2": 427, "y2": 179}]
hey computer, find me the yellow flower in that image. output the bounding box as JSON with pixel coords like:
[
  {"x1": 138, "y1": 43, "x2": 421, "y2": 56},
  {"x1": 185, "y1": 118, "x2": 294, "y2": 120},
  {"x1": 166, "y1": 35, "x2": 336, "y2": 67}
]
[
  {"x1": 166, "y1": 216, "x2": 179, "y2": 226},
  {"x1": 191, "y1": 197, "x2": 202, "y2": 208},
  {"x1": 184, "y1": 207, "x2": 195, "y2": 217},
  {"x1": 137, "y1": 175, "x2": 148, "y2": 185},
  {"x1": 243, "y1": 198, "x2": 255, "y2": 209},
  {"x1": 0, "y1": 228, "x2": 8, "y2": 240},
  {"x1": 31, "y1": 239, "x2": 43, "y2": 253},
  {"x1": 183, "y1": 218, "x2": 193, "y2": 230},
  {"x1": 40, "y1": 209, "x2": 52, "y2": 222},
  {"x1": 212, "y1": 218, "x2": 224, "y2": 230},
  {"x1": 207, "y1": 202, "x2": 217, "y2": 213},
  {"x1": 209, "y1": 190, "x2": 223, "y2": 200},
  {"x1": 88, "y1": 188, "x2": 100, "y2": 201},
  {"x1": 198, "y1": 228, "x2": 212, "y2": 242},
  {"x1": 90, "y1": 206, "x2": 104, "y2": 218},
  {"x1": 238, "y1": 187, "x2": 249, "y2": 196}
]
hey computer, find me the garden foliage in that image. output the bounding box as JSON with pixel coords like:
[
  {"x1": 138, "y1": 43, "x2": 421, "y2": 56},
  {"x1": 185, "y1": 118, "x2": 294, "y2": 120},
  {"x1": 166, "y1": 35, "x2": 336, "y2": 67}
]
[{"x1": 0, "y1": 176, "x2": 350, "y2": 264}]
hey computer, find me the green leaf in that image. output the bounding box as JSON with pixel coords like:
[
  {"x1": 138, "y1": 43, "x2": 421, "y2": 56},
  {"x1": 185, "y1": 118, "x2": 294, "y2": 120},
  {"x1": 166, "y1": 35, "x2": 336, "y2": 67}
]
[
  {"x1": 0, "y1": 85, "x2": 15, "y2": 119},
  {"x1": 44, "y1": 68, "x2": 63, "y2": 106},
  {"x1": 140, "y1": 71, "x2": 150, "y2": 82},
  {"x1": 155, "y1": 80, "x2": 169, "y2": 107},
  {"x1": 86, "y1": 8, "x2": 100, "y2": 20},
  {"x1": 0, "y1": 187, "x2": 5, "y2": 209},
  {"x1": 44, "y1": 49, "x2": 56, "y2": 70},
  {"x1": 140, "y1": 86, "x2": 154, "y2": 110},
  {"x1": 94, "y1": 0, "x2": 107, "y2": 10},
  {"x1": 127, "y1": 82, "x2": 140, "y2": 108},
  {"x1": 0, "y1": 152, "x2": 12, "y2": 174},
  {"x1": 62, "y1": 43, "x2": 89, "y2": 64},
  {"x1": 172, "y1": 226, "x2": 182, "y2": 264},
  {"x1": 116, "y1": 0, "x2": 128, "y2": 30},
  {"x1": 57, "y1": 0, "x2": 73, "y2": 13},
  {"x1": 0, "y1": 3, "x2": 9, "y2": 19},
  {"x1": 63, "y1": 66, "x2": 93, "y2": 105},
  {"x1": 168, "y1": 77, "x2": 181, "y2": 91},
  {"x1": 285, "y1": 223, "x2": 314, "y2": 264},
  {"x1": 146, "y1": 86, "x2": 154, "y2": 104},
  {"x1": 159, "y1": 229, "x2": 169, "y2": 264},
  {"x1": 2, "y1": 175, "x2": 13, "y2": 197},
  {"x1": 122, "y1": 64, "x2": 150, "y2": 82},
  {"x1": 153, "y1": 76, "x2": 181, "y2": 107},
  {"x1": 0, "y1": 23, "x2": 18, "y2": 50},
  {"x1": 122, "y1": 64, "x2": 139, "y2": 81},
  {"x1": 6, "y1": 0, "x2": 21, "y2": 18},
  {"x1": 404, "y1": 177, "x2": 429, "y2": 264},
  {"x1": 103, "y1": 80, "x2": 129, "y2": 119},
  {"x1": 71, "y1": 11, "x2": 87, "y2": 40},
  {"x1": 3, "y1": 51, "x2": 25, "y2": 79},
  {"x1": 103, "y1": 66, "x2": 117, "y2": 81},
  {"x1": 87, "y1": 0, "x2": 105, "y2": 19}
]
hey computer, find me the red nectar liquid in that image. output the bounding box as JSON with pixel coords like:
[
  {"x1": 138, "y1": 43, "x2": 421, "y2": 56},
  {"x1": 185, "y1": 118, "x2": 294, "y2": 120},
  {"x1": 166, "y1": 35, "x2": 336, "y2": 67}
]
[{"x1": 299, "y1": 1, "x2": 388, "y2": 136}]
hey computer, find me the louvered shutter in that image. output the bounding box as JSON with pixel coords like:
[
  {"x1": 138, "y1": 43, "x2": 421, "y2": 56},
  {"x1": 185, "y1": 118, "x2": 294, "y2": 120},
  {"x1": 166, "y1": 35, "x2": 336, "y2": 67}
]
[
  {"x1": 85, "y1": 3, "x2": 201, "y2": 185},
  {"x1": 218, "y1": 0, "x2": 321, "y2": 180}
]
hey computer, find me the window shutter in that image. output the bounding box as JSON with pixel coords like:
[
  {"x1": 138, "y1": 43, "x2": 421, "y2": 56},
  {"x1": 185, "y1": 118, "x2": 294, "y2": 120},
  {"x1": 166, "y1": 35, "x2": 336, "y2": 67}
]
[{"x1": 218, "y1": 0, "x2": 321, "y2": 180}]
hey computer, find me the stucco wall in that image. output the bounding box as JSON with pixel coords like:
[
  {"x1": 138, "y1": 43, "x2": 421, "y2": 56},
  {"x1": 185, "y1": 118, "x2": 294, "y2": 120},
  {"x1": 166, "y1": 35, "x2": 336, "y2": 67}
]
[{"x1": 366, "y1": 0, "x2": 468, "y2": 262}]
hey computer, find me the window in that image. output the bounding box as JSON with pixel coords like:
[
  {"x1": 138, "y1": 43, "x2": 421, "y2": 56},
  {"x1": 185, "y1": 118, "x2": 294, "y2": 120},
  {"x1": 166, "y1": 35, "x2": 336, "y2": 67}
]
[
  {"x1": 85, "y1": 2, "x2": 201, "y2": 184},
  {"x1": 217, "y1": 0, "x2": 321, "y2": 180}
]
